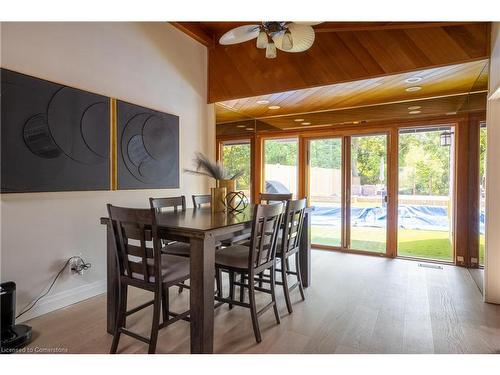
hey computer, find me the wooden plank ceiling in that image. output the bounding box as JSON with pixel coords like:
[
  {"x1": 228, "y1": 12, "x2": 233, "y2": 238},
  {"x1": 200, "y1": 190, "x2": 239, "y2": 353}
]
[
  {"x1": 216, "y1": 59, "x2": 489, "y2": 122},
  {"x1": 172, "y1": 22, "x2": 490, "y2": 134},
  {"x1": 172, "y1": 22, "x2": 490, "y2": 103}
]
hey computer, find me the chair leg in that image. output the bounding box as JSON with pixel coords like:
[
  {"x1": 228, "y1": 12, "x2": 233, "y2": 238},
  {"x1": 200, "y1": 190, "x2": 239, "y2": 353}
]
[
  {"x1": 295, "y1": 252, "x2": 305, "y2": 301},
  {"x1": 216, "y1": 269, "x2": 222, "y2": 298},
  {"x1": 248, "y1": 274, "x2": 262, "y2": 343},
  {"x1": 229, "y1": 271, "x2": 235, "y2": 310},
  {"x1": 110, "y1": 283, "x2": 127, "y2": 354},
  {"x1": 122, "y1": 282, "x2": 128, "y2": 327},
  {"x1": 161, "y1": 285, "x2": 169, "y2": 324},
  {"x1": 270, "y1": 265, "x2": 281, "y2": 324},
  {"x1": 239, "y1": 273, "x2": 245, "y2": 303},
  {"x1": 148, "y1": 290, "x2": 162, "y2": 354},
  {"x1": 281, "y1": 255, "x2": 293, "y2": 314}
]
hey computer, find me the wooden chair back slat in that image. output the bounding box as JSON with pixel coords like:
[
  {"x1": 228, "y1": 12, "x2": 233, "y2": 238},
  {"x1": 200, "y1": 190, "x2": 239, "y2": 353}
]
[
  {"x1": 149, "y1": 196, "x2": 186, "y2": 213},
  {"x1": 107, "y1": 204, "x2": 162, "y2": 286},
  {"x1": 248, "y1": 203, "x2": 284, "y2": 271},
  {"x1": 260, "y1": 193, "x2": 292, "y2": 204},
  {"x1": 192, "y1": 194, "x2": 211, "y2": 209},
  {"x1": 281, "y1": 199, "x2": 307, "y2": 256},
  {"x1": 126, "y1": 244, "x2": 154, "y2": 258},
  {"x1": 149, "y1": 196, "x2": 186, "y2": 246}
]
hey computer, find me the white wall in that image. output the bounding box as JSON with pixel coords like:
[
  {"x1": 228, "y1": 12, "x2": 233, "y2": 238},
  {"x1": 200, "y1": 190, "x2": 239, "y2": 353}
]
[
  {"x1": 485, "y1": 22, "x2": 500, "y2": 303},
  {"x1": 0, "y1": 22, "x2": 213, "y2": 320}
]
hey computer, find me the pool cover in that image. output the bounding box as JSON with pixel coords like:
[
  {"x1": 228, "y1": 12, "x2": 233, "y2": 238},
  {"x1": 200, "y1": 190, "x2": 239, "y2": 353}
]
[{"x1": 311, "y1": 205, "x2": 485, "y2": 234}]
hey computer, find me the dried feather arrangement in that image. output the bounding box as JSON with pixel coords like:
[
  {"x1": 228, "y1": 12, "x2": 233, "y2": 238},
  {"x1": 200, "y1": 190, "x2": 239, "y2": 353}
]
[{"x1": 183, "y1": 152, "x2": 244, "y2": 185}]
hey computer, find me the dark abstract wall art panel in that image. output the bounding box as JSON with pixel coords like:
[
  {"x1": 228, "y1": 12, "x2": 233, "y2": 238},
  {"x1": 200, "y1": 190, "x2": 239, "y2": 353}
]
[
  {"x1": 116, "y1": 100, "x2": 179, "y2": 189},
  {"x1": 1, "y1": 69, "x2": 110, "y2": 192}
]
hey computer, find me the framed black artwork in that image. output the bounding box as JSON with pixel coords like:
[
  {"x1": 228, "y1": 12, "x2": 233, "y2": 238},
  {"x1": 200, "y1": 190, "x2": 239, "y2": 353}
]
[
  {"x1": 116, "y1": 100, "x2": 180, "y2": 190},
  {"x1": 1, "y1": 69, "x2": 110, "y2": 193}
]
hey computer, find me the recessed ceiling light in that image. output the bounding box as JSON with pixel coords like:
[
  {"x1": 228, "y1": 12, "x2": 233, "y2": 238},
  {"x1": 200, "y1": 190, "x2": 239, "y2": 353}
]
[
  {"x1": 268, "y1": 105, "x2": 281, "y2": 110},
  {"x1": 405, "y1": 77, "x2": 423, "y2": 84},
  {"x1": 409, "y1": 110, "x2": 421, "y2": 114},
  {"x1": 446, "y1": 111, "x2": 457, "y2": 115},
  {"x1": 256, "y1": 100, "x2": 269, "y2": 104},
  {"x1": 236, "y1": 125, "x2": 246, "y2": 128},
  {"x1": 353, "y1": 121, "x2": 360, "y2": 124},
  {"x1": 408, "y1": 106, "x2": 422, "y2": 110},
  {"x1": 245, "y1": 127, "x2": 254, "y2": 131},
  {"x1": 406, "y1": 86, "x2": 422, "y2": 92},
  {"x1": 294, "y1": 119, "x2": 304, "y2": 122},
  {"x1": 301, "y1": 122, "x2": 311, "y2": 125}
]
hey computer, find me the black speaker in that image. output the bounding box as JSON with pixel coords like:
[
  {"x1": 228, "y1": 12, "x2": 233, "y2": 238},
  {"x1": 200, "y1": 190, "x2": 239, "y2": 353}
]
[{"x1": 1, "y1": 282, "x2": 32, "y2": 353}]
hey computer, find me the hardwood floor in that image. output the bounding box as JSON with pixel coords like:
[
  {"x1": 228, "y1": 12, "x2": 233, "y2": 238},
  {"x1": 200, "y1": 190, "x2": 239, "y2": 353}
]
[{"x1": 23, "y1": 250, "x2": 500, "y2": 354}]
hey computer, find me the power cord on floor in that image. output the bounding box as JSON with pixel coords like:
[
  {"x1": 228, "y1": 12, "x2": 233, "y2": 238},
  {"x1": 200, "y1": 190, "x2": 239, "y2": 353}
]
[{"x1": 16, "y1": 256, "x2": 91, "y2": 319}]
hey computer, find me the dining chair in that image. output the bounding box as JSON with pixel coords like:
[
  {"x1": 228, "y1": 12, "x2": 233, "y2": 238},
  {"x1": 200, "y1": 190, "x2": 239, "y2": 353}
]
[
  {"x1": 214, "y1": 203, "x2": 284, "y2": 343},
  {"x1": 256, "y1": 192, "x2": 293, "y2": 287},
  {"x1": 190, "y1": 193, "x2": 247, "y2": 301},
  {"x1": 149, "y1": 196, "x2": 191, "y2": 257},
  {"x1": 192, "y1": 194, "x2": 211, "y2": 209},
  {"x1": 149, "y1": 196, "x2": 191, "y2": 293},
  {"x1": 107, "y1": 204, "x2": 190, "y2": 354},
  {"x1": 260, "y1": 192, "x2": 293, "y2": 204},
  {"x1": 275, "y1": 198, "x2": 307, "y2": 313}
]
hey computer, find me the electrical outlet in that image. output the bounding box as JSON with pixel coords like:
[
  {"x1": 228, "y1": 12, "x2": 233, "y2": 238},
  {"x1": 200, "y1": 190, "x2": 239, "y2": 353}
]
[{"x1": 69, "y1": 253, "x2": 88, "y2": 275}]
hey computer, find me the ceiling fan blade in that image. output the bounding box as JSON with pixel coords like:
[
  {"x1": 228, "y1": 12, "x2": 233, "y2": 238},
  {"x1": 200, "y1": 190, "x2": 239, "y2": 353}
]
[
  {"x1": 292, "y1": 21, "x2": 324, "y2": 26},
  {"x1": 273, "y1": 24, "x2": 315, "y2": 52},
  {"x1": 219, "y1": 25, "x2": 260, "y2": 45}
]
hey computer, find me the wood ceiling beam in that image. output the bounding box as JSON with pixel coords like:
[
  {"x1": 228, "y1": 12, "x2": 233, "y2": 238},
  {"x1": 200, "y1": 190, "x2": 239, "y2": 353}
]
[
  {"x1": 170, "y1": 22, "x2": 214, "y2": 48},
  {"x1": 313, "y1": 22, "x2": 479, "y2": 33}
]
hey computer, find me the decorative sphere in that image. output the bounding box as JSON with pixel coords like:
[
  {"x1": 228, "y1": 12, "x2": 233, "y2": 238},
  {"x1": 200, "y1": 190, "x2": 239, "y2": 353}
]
[{"x1": 225, "y1": 191, "x2": 248, "y2": 213}]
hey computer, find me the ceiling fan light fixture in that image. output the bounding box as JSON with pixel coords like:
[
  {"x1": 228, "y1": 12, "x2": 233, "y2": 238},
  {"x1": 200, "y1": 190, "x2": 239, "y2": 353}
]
[
  {"x1": 266, "y1": 40, "x2": 277, "y2": 59},
  {"x1": 256, "y1": 28, "x2": 268, "y2": 49},
  {"x1": 282, "y1": 29, "x2": 293, "y2": 50}
]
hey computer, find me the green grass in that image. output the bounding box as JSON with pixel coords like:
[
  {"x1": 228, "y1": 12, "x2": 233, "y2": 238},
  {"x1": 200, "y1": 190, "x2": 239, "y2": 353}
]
[{"x1": 312, "y1": 226, "x2": 453, "y2": 261}]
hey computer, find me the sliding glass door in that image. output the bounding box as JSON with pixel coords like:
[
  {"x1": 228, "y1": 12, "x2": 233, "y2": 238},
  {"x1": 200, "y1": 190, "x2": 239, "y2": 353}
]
[
  {"x1": 220, "y1": 139, "x2": 252, "y2": 199},
  {"x1": 263, "y1": 138, "x2": 299, "y2": 198},
  {"x1": 307, "y1": 133, "x2": 388, "y2": 254},
  {"x1": 397, "y1": 127, "x2": 454, "y2": 261},
  {"x1": 309, "y1": 138, "x2": 343, "y2": 247},
  {"x1": 349, "y1": 134, "x2": 388, "y2": 253}
]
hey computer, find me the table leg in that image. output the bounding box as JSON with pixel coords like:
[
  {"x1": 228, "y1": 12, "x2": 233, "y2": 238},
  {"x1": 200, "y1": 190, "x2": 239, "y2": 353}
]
[
  {"x1": 189, "y1": 233, "x2": 216, "y2": 353},
  {"x1": 106, "y1": 221, "x2": 118, "y2": 334},
  {"x1": 299, "y1": 211, "x2": 311, "y2": 288}
]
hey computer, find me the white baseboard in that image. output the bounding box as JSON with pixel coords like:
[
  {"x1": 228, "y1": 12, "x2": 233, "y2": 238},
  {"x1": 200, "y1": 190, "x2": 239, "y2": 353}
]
[{"x1": 16, "y1": 279, "x2": 107, "y2": 323}]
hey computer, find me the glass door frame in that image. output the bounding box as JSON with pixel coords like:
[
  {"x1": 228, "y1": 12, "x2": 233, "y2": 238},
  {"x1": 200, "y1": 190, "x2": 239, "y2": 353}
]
[
  {"x1": 250, "y1": 116, "x2": 476, "y2": 265},
  {"x1": 395, "y1": 125, "x2": 457, "y2": 263},
  {"x1": 303, "y1": 130, "x2": 395, "y2": 258},
  {"x1": 217, "y1": 135, "x2": 255, "y2": 203},
  {"x1": 261, "y1": 136, "x2": 301, "y2": 198}
]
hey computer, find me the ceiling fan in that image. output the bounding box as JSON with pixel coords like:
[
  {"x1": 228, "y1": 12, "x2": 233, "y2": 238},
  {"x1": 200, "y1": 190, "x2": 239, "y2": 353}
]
[{"x1": 219, "y1": 22, "x2": 322, "y2": 59}]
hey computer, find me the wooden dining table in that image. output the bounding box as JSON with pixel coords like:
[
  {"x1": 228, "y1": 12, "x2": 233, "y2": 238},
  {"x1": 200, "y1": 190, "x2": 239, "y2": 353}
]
[{"x1": 100, "y1": 205, "x2": 312, "y2": 353}]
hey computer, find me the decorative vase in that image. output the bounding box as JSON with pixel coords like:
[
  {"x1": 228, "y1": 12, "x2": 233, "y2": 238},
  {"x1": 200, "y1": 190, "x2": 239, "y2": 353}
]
[
  {"x1": 218, "y1": 179, "x2": 236, "y2": 194},
  {"x1": 211, "y1": 187, "x2": 227, "y2": 213},
  {"x1": 218, "y1": 179, "x2": 237, "y2": 209}
]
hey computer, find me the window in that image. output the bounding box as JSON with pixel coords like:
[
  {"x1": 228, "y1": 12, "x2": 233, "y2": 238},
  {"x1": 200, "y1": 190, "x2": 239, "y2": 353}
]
[
  {"x1": 220, "y1": 139, "x2": 252, "y2": 199},
  {"x1": 263, "y1": 138, "x2": 299, "y2": 198}
]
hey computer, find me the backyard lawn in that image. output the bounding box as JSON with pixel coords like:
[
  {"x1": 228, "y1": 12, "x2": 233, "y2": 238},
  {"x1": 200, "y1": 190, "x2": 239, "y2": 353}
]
[{"x1": 312, "y1": 226, "x2": 454, "y2": 261}]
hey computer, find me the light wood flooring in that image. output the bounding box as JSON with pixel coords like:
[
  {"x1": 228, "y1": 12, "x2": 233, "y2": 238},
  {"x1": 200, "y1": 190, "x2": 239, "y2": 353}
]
[{"x1": 22, "y1": 250, "x2": 500, "y2": 354}]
